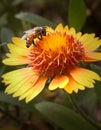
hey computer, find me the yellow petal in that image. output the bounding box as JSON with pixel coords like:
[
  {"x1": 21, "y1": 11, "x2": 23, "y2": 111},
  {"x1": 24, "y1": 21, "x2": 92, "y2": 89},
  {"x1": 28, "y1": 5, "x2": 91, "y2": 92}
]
[
  {"x1": 75, "y1": 32, "x2": 82, "y2": 39},
  {"x1": 2, "y1": 68, "x2": 31, "y2": 84},
  {"x1": 80, "y1": 33, "x2": 101, "y2": 51},
  {"x1": 84, "y1": 38, "x2": 101, "y2": 51},
  {"x1": 55, "y1": 23, "x2": 64, "y2": 32},
  {"x1": 67, "y1": 27, "x2": 76, "y2": 36},
  {"x1": 64, "y1": 76, "x2": 85, "y2": 93},
  {"x1": 84, "y1": 52, "x2": 101, "y2": 62},
  {"x1": 12, "y1": 73, "x2": 39, "y2": 97},
  {"x1": 2, "y1": 67, "x2": 39, "y2": 95},
  {"x1": 19, "y1": 77, "x2": 47, "y2": 103},
  {"x1": 2, "y1": 55, "x2": 29, "y2": 65},
  {"x1": 80, "y1": 33, "x2": 95, "y2": 44},
  {"x1": 64, "y1": 25, "x2": 69, "y2": 32},
  {"x1": 7, "y1": 43, "x2": 30, "y2": 55},
  {"x1": 49, "y1": 75, "x2": 69, "y2": 90},
  {"x1": 46, "y1": 26, "x2": 54, "y2": 34},
  {"x1": 12, "y1": 37, "x2": 26, "y2": 48},
  {"x1": 70, "y1": 68, "x2": 101, "y2": 88},
  {"x1": 3, "y1": 37, "x2": 31, "y2": 66}
]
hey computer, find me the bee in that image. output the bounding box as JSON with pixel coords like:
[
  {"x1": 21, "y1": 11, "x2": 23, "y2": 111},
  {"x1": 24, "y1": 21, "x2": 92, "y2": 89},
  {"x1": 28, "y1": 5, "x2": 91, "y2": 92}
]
[{"x1": 22, "y1": 26, "x2": 46, "y2": 48}]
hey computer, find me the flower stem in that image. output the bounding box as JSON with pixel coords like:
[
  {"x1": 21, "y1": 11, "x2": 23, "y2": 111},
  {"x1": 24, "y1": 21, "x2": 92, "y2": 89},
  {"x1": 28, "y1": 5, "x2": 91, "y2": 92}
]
[{"x1": 69, "y1": 94, "x2": 101, "y2": 130}]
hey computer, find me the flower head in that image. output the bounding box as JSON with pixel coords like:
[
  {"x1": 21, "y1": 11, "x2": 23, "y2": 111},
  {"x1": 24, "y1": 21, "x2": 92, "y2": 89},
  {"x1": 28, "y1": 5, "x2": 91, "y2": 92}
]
[{"x1": 2, "y1": 24, "x2": 101, "y2": 103}]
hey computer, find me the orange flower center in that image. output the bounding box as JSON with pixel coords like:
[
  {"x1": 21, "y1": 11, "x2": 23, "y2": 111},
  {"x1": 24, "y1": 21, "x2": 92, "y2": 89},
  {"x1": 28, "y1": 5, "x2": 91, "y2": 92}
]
[{"x1": 28, "y1": 32, "x2": 85, "y2": 77}]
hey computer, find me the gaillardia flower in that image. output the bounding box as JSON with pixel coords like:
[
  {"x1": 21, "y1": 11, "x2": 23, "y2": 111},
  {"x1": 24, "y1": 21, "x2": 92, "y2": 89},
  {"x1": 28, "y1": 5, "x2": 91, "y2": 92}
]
[{"x1": 2, "y1": 24, "x2": 101, "y2": 103}]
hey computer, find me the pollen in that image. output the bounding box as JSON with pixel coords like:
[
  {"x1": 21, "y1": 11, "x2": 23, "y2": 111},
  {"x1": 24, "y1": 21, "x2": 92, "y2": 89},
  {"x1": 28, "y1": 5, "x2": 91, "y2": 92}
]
[{"x1": 28, "y1": 32, "x2": 85, "y2": 77}]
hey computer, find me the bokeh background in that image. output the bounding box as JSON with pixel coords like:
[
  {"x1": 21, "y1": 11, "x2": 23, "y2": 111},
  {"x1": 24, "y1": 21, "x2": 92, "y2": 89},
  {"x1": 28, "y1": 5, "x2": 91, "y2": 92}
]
[{"x1": 0, "y1": 0, "x2": 101, "y2": 130}]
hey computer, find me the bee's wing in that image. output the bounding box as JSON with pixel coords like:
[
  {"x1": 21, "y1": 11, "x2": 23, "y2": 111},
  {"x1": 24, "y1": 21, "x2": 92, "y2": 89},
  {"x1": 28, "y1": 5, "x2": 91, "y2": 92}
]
[
  {"x1": 21, "y1": 34, "x2": 27, "y2": 39},
  {"x1": 22, "y1": 29, "x2": 33, "y2": 39},
  {"x1": 23, "y1": 29, "x2": 33, "y2": 34}
]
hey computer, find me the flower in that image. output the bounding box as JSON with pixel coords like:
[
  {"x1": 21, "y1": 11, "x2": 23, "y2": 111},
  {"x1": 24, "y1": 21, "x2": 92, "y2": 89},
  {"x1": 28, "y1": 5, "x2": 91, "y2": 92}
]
[{"x1": 2, "y1": 24, "x2": 101, "y2": 103}]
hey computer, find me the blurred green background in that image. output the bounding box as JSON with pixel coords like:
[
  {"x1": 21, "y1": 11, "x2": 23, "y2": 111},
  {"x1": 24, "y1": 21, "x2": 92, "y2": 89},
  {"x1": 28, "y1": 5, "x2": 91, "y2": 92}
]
[{"x1": 0, "y1": 0, "x2": 101, "y2": 130}]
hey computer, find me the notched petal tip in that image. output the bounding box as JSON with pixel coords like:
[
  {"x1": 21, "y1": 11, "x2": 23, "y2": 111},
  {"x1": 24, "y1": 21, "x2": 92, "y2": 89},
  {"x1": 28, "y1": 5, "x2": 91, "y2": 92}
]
[
  {"x1": 49, "y1": 75, "x2": 69, "y2": 90},
  {"x1": 64, "y1": 76, "x2": 85, "y2": 94},
  {"x1": 55, "y1": 23, "x2": 64, "y2": 31},
  {"x1": 68, "y1": 27, "x2": 76, "y2": 35},
  {"x1": 70, "y1": 68, "x2": 101, "y2": 89},
  {"x1": 46, "y1": 26, "x2": 54, "y2": 34}
]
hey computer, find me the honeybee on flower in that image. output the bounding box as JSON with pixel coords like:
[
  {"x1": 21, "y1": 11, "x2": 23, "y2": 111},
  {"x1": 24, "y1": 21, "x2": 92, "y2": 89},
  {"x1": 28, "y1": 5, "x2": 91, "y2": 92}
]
[{"x1": 22, "y1": 26, "x2": 47, "y2": 48}]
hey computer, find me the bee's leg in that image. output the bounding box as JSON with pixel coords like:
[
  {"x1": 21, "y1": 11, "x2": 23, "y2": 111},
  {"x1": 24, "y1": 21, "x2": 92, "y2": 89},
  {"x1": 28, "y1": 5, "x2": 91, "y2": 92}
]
[
  {"x1": 32, "y1": 40, "x2": 36, "y2": 46},
  {"x1": 26, "y1": 41, "x2": 30, "y2": 48},
  {"x1": 38, "y1": 35, "x2": 42, "y2": 40}
]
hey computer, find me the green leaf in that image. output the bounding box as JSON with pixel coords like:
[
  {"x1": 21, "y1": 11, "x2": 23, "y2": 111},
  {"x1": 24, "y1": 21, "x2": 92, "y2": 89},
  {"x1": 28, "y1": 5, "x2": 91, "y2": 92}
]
[
  {"x1": 0, "y1": 14, "x2": 8, "y2": 27},
  {"x1": 68, "y1": 0, "x2": 87, "y2": 31},
  {"x1": 0, "y1": 27, "x2": 14, "y2": 52},
  {"x1": 0, "y1": 27, "x2": 14, "y2": 43},
  {"x1": 35, "y1": 101, "x2": 96, "y2": 130},
  {"x1": 12, "y1": 0, "x2": 25, "y2": 6},
  {"x1": 15, "y1": 12, "x2": 56, "y2": 28}
]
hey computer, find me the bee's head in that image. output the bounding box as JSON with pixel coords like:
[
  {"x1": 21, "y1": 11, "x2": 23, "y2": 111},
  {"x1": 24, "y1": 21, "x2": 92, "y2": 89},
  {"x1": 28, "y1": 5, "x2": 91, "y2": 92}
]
[{"x1": 40, "y1": 26, "x2": 47, "y2": 36}]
